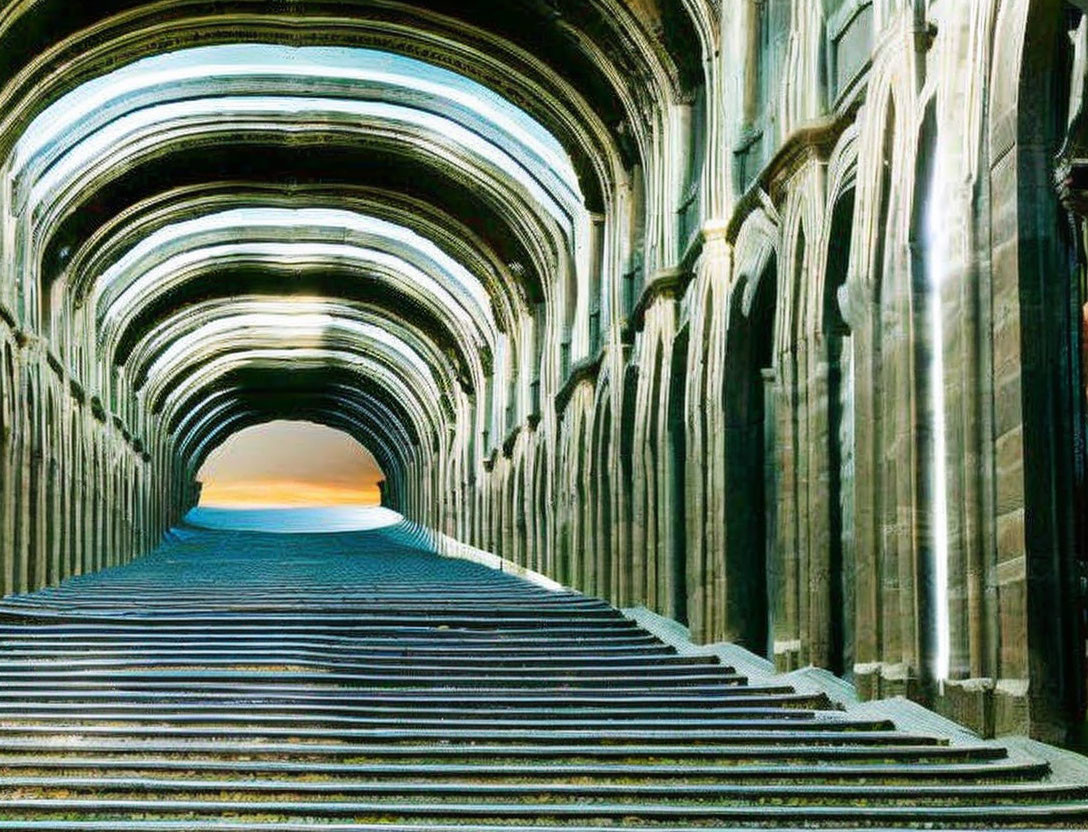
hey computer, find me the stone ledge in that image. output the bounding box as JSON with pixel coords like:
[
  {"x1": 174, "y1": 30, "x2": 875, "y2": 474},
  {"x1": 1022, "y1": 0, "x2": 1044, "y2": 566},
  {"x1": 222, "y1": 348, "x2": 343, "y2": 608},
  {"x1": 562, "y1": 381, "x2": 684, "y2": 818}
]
[
  {"x1": 553, "y1": 351, "x2": 603, "y2": 416},
  {"x1": 620, "y1": 604, "x2": 1083, "y2": 771},
  {"x1": 1004, "y1": 735, "x2": 1088, "y2": 785},
  {"x1": 396, "y1": 518, "x2": 565, "y2": 592},
  {"x1": 624, "y1": 606, "x2": 853, "y2": 708}
]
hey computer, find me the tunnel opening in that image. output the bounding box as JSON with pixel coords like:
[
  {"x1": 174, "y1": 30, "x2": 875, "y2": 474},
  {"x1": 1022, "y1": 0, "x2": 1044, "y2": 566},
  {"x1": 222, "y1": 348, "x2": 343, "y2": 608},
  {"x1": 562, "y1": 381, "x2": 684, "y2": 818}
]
[{"x1": 196, "y1": 420, "x2": 385, "y2": 509}]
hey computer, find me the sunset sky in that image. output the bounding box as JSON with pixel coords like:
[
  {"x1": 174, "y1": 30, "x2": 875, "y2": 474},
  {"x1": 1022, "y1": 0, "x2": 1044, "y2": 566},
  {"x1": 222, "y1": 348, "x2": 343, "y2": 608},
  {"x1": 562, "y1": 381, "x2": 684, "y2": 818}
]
[{"x1": 197, "y1": 421, "x2": 384, "y2": 507}]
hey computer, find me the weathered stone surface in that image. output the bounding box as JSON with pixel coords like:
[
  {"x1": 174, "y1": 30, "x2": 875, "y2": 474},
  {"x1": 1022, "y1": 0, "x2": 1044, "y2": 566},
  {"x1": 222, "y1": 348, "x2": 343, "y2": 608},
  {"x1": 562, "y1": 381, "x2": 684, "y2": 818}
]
[
  {"x1": 0, "y1": 0, "x2": 1084, "y2": 745},
  {"x1": 0, "y1": 521, "x2": 1081, "y2": 829}
]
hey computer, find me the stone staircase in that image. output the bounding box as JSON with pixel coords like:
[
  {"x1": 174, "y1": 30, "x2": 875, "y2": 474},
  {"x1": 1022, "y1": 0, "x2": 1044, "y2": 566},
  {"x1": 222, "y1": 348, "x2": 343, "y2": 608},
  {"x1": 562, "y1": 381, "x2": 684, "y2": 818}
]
[{"x1": 0, "y1": 522, "x2": 1084, "y2": 829}]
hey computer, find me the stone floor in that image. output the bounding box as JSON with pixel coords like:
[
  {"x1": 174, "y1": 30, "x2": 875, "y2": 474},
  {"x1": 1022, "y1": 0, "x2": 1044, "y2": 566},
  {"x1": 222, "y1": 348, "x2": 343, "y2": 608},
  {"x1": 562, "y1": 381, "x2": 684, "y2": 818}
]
[{"x1": 0, "y1": 518, "x2": 1084, "y2": 829}]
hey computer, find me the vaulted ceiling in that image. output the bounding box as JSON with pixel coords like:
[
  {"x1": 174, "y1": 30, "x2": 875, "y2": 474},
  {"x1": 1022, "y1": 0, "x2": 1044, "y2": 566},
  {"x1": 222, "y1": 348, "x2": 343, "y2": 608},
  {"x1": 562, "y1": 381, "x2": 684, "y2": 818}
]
[{"x1": 0, "y1": 1, "x2": 707, "y2": 499}]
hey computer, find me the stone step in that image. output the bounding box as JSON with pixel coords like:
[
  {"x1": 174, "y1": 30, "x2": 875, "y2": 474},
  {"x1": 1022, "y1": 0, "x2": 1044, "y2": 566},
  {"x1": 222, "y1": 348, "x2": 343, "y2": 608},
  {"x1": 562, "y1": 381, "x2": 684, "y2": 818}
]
[
  {"x1": 0, "y1": 756, "x2": 1047, "y2": 782},
  {"x1": 0, "y1": 610, "x2": 641, "y2": 628},
  {"x1": 0, "y1": 524, "x2": 1069, "y2": 829},
  {"x1": 26, "y1": 591, "x2": 576, "y2": 602},
  {"x1": 0, "y1": 715, "x2": 890, "y2": 732},
  {"x1": 3, "y1": 796, "x2": 1088, "y2": 824},
  {"x1": 0, "y1": 638, "x2": 680, "y2": 657},
  {"x1": 0, "y1": 684, "x2": 761, "y2": 700},
  {"x1": 0, "y1": 675, "x2": 748, "y2": 692},
  {"x1": 0, "y1": 709, "x2": 840, "y2": 727},
  {"x1": 2, "y1": 775, "x2": 1084, "y2": 805},
  {"x1": 0, "y1": 657, "x2": 734, "y2": 678},
  {"x1": 0, "y1": 701, "x2": 823, "y2": 718},
  {"x1": 0, "y1": 776, "x2": 1081, "y2": 805},
  {"x1": 0, "y1": 624, "x2": 662, "y2": 644},
  {"x1": 0, "y1": 724, "x2": 940, "y2": 745},
  {"x1": 21, "y1": 601, "x2": 594, "y2": 611},
  {"x1": 35, "y1": 582, "x2": 556, "y2": 592},
  {"x1": 0, "y1": 738, "x2": 1005, "y2": 762},
  {"x1": 2, "y1": 654, "x2": 705, "y2": 672},
  {"x1": 16, "y1": 588, "x2": 593, "y2": 599},
  {"x1": 0, "y1": 823, "x2": 1071, "y2": 832},
  {"x1": 0, "y1": 601, "x2": 620, "y2": 617},
  {"x1": 0, "y1": 688, "x2": 807, "y2": 704},
  {"x1": 7, "y1": 593, "x2": 602, "y2": 604},
  {"x1": 2, "y1": 588, "x2": 588, "y2": 594}
]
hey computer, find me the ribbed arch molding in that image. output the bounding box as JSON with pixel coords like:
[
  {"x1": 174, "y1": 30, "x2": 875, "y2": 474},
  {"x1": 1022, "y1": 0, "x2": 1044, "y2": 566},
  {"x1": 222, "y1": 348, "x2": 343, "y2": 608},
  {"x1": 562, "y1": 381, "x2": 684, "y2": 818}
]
[
  {"x1": 156, "y1": 348, "x2": 439, "y2": 452},
  {"x1": 0, "y1": 3, "x2": 671, "y2": 212},
  {"x1": 148, "y1": 330, "x2": 441, "y2": 491},
  {"x1": 12, "y1": 45, "x2": 576, "y2": 190},
  {"x1": 175, "y1": 386, "x2": 416, "y2": 483},
  {"x1": 142, "y1": 316, "x2": 442, "y2": 407},
  {"x1": 90, "y1": 209, "x2": 493, "y2": 319},
  {"x1": 126, "y1": 298, "x2": 460, "y2": 398},
  {"x1": 86, "y1": 208, "x2": 501, "y2": 397},
  {"x1": 18, "y1": 98, "x2": 578, "y2": 230},
  {"x1": 173, "y1": 373, "x2": 428, "y2": 509},
  {"x1": 29, "y1": 122, "x2": 572, "y2": 339},
  {"x1": 11, "y1": 46, "x2": 584, "y2": 223},
  {"x1": 93, "y1": 244, "x2": 495, "y2": 406},
  {"x1": 62, "y1": 185, "x2": 524, "y2": 333}
]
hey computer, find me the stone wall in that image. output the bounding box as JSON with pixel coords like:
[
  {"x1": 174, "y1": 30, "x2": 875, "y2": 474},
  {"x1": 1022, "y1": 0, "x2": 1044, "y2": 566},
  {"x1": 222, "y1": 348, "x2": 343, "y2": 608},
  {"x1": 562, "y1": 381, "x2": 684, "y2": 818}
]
[{"x1": 464, "y1": 0, "x2": 1087, "y2": 742}]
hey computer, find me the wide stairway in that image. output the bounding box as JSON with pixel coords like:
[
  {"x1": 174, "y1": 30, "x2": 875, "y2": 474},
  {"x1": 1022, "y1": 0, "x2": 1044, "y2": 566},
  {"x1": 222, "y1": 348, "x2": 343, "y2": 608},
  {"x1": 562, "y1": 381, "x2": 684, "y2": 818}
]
[{"x1": 0, "y1": 521, "x2": 1085, "y2": 830}]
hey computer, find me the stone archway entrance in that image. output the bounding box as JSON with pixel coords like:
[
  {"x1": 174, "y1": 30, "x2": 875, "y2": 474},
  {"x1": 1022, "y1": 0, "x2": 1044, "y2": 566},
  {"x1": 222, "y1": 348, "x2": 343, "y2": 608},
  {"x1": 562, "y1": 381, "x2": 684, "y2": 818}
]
[
  {"x1": 724, "y1": 257, "x2": 777, "y2": 658},
  {"x1": 1032, "y1": 0, "x2": 1088, "y2": 737}
]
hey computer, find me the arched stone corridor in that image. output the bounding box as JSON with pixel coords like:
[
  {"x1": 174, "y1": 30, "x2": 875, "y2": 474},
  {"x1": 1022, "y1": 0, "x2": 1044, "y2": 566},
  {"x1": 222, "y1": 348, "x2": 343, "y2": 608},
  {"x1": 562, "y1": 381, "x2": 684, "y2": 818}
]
[
  {"x1": 0, "y1": 0, "x2": 1087, "y2": 777},
  {"x1": 8, "y1": 516, "x2": 1088, "y2": 828}
]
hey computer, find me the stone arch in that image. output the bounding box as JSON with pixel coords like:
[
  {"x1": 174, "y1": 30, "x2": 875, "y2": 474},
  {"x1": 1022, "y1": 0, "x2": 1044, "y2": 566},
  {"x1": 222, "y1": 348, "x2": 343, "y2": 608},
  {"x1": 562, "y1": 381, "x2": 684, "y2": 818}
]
[
  {"x1": 512, "y1": 451, "x2": 529, "y2": 568},
  {"x1": 560, "y1": 259, "x2": 578, "y2": 378},
  {"x1": 907, "y1": 95, "x2": 945, "y2": 688},
  {"x1": 554, "y1": 412, "x2": 578, "y2": 588},
  {"x1": 0, "y1": 341, "x2": 12, "y2": 596},
  {"x1": 618, "y1": 363, "x2": 640, "y2": 606},
  {"x1": 0, "y1": 2, "x2": 695, "y2": 216},
  {"x1": 988, "y1": 0, "x2": 1087, "y2": 737},
  {"x1": 22, "y1": 370, "x2": 43, "y2": 591},
  {"x1": 109, "y1": 452, "x2": 122, "y2": 568},
  {"x1": 567, "y1": 408, "x2": 590, "y2": 590},
  {"x1": 68, "y1": 408, "x2": 84, "y2": 578},
  {"x1": 772, "y1": 172, "x2": 825, "y2": 669},
  {"x1": 872, "y1": 83, "x2": 931, "y2": 690},
  {"x1": 623, "y1": 166, "x2": 649, "y2": 318},
  {"x1": 723, "y1": 251, "x2": 777, "y2": 657},
  {"x1": 591, "y1": 380, "x2": 614, "y2": 599},
  {"x1": 493, "y1": 462, "x2": 508, "y2": 560},
  {"x1": 840, "y1": 81, "x2": 904, "y2": 698},
  {"x1": 822, "y1": 179, "x2": 859, "y2": 679},
  {"x1": 43, "y1": 384, "x2": 60, "y2": 585},
  {"x1": 734, "y1": 204, "x2": 779, "y2": 310},
  {"x1": 667, "y1": 323, "x2": 690, "y2": 625},
  {"x1": 531, "y1": 437, "x2": 549, "y2": 576},
  {"x1": 575, "y1": 399, "x2": 595, "y2": 592},
  {"x1": 638, "y1": 335, "x2": 667, "y2": 609},
  {"x1": 687, "y1": 274, "x2": 721, "y2": 640},
  {"x1": 91, "y1": 437, "x2": 104, "y2": 574}
]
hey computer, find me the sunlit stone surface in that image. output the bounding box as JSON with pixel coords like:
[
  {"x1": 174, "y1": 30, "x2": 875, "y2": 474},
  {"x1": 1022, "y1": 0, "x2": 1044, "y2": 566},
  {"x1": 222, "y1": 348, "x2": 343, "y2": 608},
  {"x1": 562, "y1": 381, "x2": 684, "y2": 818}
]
[
  {"x1": 0, "y1": 519, "x2": 1084, "y2": 826},
  {"x1": 0, "y1": 0, "x2": 1086, "y2": 769}
]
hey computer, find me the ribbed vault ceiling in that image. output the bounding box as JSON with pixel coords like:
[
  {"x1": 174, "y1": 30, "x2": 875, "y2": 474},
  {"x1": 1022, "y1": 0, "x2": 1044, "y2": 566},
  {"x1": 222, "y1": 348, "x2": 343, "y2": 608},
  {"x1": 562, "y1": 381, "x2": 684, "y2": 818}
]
[{"x1": 0, "y1": 1, "x2": 702, "y2": 501}]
